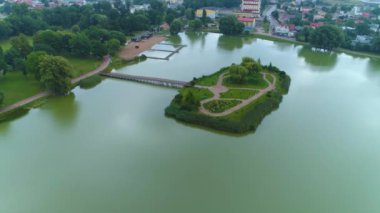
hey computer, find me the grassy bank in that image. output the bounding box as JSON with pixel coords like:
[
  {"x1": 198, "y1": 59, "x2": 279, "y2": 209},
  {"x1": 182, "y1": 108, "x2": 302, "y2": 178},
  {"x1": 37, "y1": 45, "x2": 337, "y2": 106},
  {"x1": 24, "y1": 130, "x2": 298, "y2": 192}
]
[{"x1": 0, "y1": 72, "x2": 44, "y2": 107}]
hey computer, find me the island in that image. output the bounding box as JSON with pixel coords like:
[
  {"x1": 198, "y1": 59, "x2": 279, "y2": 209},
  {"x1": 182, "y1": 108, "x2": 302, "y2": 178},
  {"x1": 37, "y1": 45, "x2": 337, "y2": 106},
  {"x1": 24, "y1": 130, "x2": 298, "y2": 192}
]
[{"x1": 165, "y1": 57, "x2": 291, "y2": 134}]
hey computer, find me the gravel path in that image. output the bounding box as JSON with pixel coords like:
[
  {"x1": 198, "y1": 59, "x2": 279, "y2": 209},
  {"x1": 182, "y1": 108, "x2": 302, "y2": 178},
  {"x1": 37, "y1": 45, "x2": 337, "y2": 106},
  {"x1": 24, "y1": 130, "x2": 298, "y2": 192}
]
[{"x1": 199, "y1": 72, "x2": 276, "y2": 117}]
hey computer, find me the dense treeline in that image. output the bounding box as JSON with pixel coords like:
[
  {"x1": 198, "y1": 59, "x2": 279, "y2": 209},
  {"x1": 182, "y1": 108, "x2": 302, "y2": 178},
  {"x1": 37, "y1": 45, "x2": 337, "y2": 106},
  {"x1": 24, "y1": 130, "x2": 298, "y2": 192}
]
[
  {"x1": 183, "y1": 0, "x2": 241, "y2": 9},
  {"x1": 297, "y1": 24, "x2": 380, "y2": 54},
  {"x1": 0, "y1": 0, "x2": 169, "y2": 98},
  {"x1": 0, "y1": 0, "x2": 166, "y2": 40}
]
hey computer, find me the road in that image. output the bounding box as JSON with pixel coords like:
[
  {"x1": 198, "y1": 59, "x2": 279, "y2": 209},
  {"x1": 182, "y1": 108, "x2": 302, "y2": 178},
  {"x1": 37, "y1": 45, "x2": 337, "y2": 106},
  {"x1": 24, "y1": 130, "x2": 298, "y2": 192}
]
[{"x1": 262, "y1": 4, "x2": 280, "y2": 34}]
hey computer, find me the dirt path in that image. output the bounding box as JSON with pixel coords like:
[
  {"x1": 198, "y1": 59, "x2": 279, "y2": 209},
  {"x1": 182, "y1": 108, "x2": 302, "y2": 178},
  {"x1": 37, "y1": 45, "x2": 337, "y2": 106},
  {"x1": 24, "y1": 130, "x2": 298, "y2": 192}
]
[
  {"x1": 0, "y1": 56, "x2": 111, "y2": 115},
  {"x1": 199, "y1": 72, "x2": 276, "y2": 117},
  {"x1": 71, "y1": 55, "x2": 111, "y2": 84},
  {"x1": 119, "y1": 36, "x2": 167, "y2": 60}
]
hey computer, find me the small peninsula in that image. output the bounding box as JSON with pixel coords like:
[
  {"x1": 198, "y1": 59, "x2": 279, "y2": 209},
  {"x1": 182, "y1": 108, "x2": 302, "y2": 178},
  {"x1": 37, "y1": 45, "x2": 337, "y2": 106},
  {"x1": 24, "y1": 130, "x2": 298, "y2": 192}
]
[{"x1": 165, "y1": 57, "x2": 291, "y2": 134}]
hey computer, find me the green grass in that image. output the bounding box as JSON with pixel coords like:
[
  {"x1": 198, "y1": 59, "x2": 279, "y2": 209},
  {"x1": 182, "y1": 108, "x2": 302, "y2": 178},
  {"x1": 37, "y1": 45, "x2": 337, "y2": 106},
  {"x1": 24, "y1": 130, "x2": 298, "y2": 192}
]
[
  {"x1": 265, "y1": 73, "x2": 274, "y2": 84},
  {"x1": 0, "y1": 72, "x2": 44, "y2": 107},
  {"x1": 195, "y1": 69, "x2": 227, "y2": 86},
  {"x1": 0, "y1": 36, "x2": 33, "y2": 51},
  {"x1": 224, "y1": 94, "x2": 267, "y2": 121},
  {"x1": 220, "y1": 89, "x2": 258, "y2": 99},
  {"x1": 180, "y1": 87, "x2": 214, "y2": 101},
  {"x1": 64, "y1": 56, "x2": 102, "y2": 77},
  {"x1": 223, "y1": 73, "x2": 268, "y2": 89},
  {"x1": 203, "y1": 100, "x2": 241, "y2": 113}
]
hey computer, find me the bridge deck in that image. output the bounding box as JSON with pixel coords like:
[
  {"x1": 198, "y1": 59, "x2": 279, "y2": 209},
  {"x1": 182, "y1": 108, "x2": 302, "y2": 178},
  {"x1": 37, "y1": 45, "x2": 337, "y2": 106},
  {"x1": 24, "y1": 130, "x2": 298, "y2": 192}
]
[{"x1": 101, "y1": 72, "x2": 191, "y2": 88}]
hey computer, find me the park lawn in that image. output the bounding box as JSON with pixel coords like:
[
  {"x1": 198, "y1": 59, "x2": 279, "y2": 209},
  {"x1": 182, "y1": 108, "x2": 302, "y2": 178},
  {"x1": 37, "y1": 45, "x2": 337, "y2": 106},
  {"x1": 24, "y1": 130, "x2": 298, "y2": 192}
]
[
  {"x1": 65, "y1": 56, "x2": 102, "y2": 77},
  {"x1": 223, "y1": 72, "x2": 268, "y2": 89},
  {"x1": 0, "y1": 72, "x2": 44, "y2": 107},
  {"x1": 224, "y1": 94, "x2": 267, "y2": 122},
  {"x1": 195, "y1": 69, "x2": 227, "y2": 86},
  {"x1": 220, "y1": 89, "x2": 258, "y2": 99},
  {"x1": 265, "y1": 72, "x2": 274, "y2": 84},
  {"x1": 0, "y1": 36, "x2": 33, "y2": 51}
]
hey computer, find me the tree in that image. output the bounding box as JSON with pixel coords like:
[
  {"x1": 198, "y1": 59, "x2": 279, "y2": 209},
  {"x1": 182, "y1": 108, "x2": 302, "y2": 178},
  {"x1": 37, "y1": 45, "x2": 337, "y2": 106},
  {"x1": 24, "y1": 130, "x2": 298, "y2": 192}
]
[
  {"x1": 372, "y1": 37, "x2": 380, "y2": 53},
  {"x1": 0, "y1": 21, "x2": 13, "y2": 40},
  {"x1": 106, "y1": 39, "x2": 121, "y2": 55},
  {"x1": 219, "y1": 16, "x2": 244, "y2": 36},
  {"x1": 0, "y1": 92, "x2": 4, "y2": 105},
  {"x1": 0, "y1": 47, "x2": 6, "y2": 74},
  {"x1": 91, "y1": 40, "x2": 108, "y2": 57},
  {"x1": 296, "y1": 27, "x2": 313, "y2": 42},
  {"x1": 356, "y1": 23, "x2": 371, "y2": 36},
  {"x1": 178, "y1": 91, "x2": 199, "y2": 111},
  {"x1": 229, "y1": 64, "x2": 248, "y2": 83},
  {"x1": 310, "y1": 25, "x2": 344, "y2": 51},
  {"x1": 148, "y1": 0, "x2": 165, "y2": 26},
  {"x1": 39, "y1": 55, "x2": 73, "y2": 95},
  {"x1": 189, "y1": 19, "x2": 202, "y2": 31},
  {"x1": 26, "y1": 51, "x2": 48, "y2": 80},
  {"x1": 69, "y1": 33, "x2": 91, "y2": 56},
  {"x1": 271, "y1": 10, "x2": 279, "y2": 20},
  {"x1": 33, "y1": 30, "x2": 67, "y2": 53},
  {"x1": 10, "y1": 34, "x2": 32, "y2": 58},
  {"x1": 185, "y1": 8, "x2": 194, "y2": 20},
  {"x1": 108, "y1": 31, "x2": 125, "y2": 44},
  {"x1": 241, "y1": 57, "x2": 262, "y2": 73},
  {"x1": 170, "y1": 19, "x2": 182, "y2": 35},
  {"x1": 201, "y1": 9, "x2": 207, "y2": 26}
]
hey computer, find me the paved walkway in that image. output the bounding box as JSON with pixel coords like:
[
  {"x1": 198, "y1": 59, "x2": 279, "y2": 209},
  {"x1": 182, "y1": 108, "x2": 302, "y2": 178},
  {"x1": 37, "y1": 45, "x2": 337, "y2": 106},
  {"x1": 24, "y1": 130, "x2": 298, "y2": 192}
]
[
  {"x1": 199, "y1": 72, "x2": 276, "y2": 117},
  {"x1": 0, "y1": 56, "x2": 111, "y2": 115}
]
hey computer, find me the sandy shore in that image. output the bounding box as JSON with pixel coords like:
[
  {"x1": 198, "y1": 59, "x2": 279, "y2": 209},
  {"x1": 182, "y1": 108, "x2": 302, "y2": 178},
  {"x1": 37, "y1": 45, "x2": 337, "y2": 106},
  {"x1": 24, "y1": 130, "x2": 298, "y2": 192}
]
[{"x1": 119, "y1": 36, "x2": 167, "y2": 60}]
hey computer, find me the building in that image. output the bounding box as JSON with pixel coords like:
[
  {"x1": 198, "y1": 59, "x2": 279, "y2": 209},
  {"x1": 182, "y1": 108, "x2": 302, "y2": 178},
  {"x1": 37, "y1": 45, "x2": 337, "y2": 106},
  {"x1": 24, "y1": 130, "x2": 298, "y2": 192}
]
[
  {"x1": 240, "y1": 0, "x2": 261, "y2": 18},
  {"x1": 130, "y1": 4, "x2": 150, "y2": 14},
  {"x1": 195, "y1": 8, "x2": 217, "y2": 19},
  {"x1": 238, "y1": 17, "x2": 256, "y2": 31}
]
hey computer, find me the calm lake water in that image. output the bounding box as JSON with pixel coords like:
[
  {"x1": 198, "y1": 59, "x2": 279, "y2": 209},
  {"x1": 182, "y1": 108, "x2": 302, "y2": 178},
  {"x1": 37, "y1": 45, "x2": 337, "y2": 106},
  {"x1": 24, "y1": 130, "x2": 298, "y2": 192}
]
[{"x1": 1, "y1": 33, "x2": 380, "y2": 213}]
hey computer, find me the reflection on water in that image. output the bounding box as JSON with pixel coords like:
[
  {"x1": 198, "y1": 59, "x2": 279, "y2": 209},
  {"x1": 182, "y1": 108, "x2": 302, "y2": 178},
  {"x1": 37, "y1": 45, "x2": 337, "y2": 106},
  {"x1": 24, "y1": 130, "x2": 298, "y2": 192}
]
[
  {"x1": 167, "y1": 35, "x2": 182, "y2": 45},
  {"x1": 217, "y1": 35, "x2": 255, "y2": 51},
  {"x1": 185, "y1": 32, "x2": 208, "y2": 46},
  {"x1": 41, "y1": 93, "x2": 79, "y2": 127},
  {"x1": 0, "y1": 121, "x2": 10, "y2": 136},
  {"x1": 297, "y1": 46, "x2": 338, "y2": 71},
  {"x1": 366, "y1": 58, "x2": 380, "y2": 85}
]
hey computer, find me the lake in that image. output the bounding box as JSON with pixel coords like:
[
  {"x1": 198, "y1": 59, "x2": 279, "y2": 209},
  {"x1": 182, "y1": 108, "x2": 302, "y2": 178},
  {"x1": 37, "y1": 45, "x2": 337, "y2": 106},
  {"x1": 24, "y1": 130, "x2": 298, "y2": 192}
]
[{"x1": 1, "y1": 32, "x2": 380, "y2": 213}]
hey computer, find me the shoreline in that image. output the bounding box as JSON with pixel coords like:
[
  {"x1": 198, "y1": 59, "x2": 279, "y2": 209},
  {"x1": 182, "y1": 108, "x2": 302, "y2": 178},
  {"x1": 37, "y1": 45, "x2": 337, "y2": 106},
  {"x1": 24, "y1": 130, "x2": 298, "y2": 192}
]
[
  {"x1": 118, "y1": 35, "x2": 167, "y2": 60},
  {"x1": 252, "y1": 33, "x2": 380, "y2": 60}
]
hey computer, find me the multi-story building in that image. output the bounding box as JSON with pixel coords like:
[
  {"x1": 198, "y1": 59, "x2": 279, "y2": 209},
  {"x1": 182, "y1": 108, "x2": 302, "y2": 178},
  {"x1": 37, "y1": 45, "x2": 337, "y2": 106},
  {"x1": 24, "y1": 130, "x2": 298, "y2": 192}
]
[{"x1": 240, "y1": 0, "x2": 261, "y2": 18}]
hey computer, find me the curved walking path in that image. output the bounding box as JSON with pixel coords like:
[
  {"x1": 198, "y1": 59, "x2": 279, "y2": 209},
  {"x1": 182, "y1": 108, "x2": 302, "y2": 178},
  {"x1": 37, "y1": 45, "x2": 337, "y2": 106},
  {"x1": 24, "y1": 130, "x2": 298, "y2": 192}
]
[
  {"x1": 0, "y1": 55, "x2": 111, "y2": 115},
  {"x1": 199, "y1": 72, "x2": 276, "y2": 117}
]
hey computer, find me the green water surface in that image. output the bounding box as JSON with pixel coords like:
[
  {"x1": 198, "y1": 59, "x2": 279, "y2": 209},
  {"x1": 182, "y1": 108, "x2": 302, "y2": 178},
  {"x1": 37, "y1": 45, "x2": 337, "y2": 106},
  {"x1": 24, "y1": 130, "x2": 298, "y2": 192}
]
[{"x1": 1, "y1": 33, "x2": 380, "y2": 213}]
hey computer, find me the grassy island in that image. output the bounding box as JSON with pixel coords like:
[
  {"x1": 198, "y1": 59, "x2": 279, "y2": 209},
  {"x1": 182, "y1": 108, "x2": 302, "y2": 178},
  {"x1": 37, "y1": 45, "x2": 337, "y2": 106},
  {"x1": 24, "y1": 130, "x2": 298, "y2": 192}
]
[{"x1": 165, "y1": 57, "x2": 291, "y2": 134}]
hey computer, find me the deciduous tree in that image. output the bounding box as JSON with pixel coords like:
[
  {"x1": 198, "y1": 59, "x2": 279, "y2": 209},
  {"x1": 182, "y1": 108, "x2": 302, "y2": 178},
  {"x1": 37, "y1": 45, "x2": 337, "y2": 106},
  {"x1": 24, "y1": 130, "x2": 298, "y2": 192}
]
[{"x1": 39, "y1": 55, "x2": 73, "y2": 95}]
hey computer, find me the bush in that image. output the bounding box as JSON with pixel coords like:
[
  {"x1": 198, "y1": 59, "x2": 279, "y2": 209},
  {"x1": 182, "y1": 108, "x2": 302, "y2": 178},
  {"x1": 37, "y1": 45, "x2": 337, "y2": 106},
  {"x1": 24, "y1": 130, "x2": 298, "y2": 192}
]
[{"x1": 79, "y1": 75, "x2": 102, "y2": 89}]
